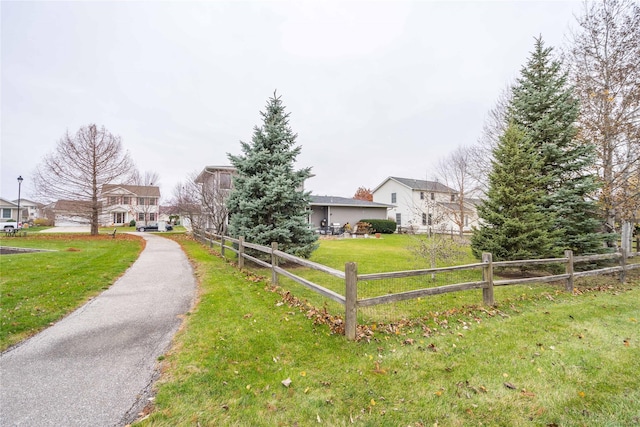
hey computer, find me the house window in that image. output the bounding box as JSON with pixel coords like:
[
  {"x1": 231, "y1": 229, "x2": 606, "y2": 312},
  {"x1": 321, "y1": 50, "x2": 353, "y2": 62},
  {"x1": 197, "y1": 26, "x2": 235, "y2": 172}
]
[
  {"x1": 149, "y1": 213, "x2": 156, "y2": 221},
  {"x1": 422, "y1": 213, "x2": 427, "y2": 225},
  {"x1": 451, "y1": 194, "x2": 456, "y2": 202},
  {"x1": 113, "y1": 212, "x2": 124, "y2": 224},
  {"x1": 391, "y1": 193, "x2": 397, "y2": 203},
  {"x1": 420, "y1": 192, "x2": 424, "y2": 200},
  {"x1": 428, "y1": 213, "x2": 433, "y2": 226},
  {"x1": 430, "y1": 192, "x2": 435, "y2": 200},
  {"x1": 137, "y1": 197, "x2": 145, "y2": 206},
  {"x1": 220, "y1": 173, "x2": 232, "y2": 190},
  {"x1": 148, "y1": 198, "x2": 157, "y2": 206},
  {"x1": 122, "y1": 196, "x2": 131, "y2": 205},
  {"x1": 108, "y1": 196, "x2": 118, "y2": 205},
  {"x1": 2, "y1": 208, "x2": 11, "y2": 219},
  {"x1": 395, "y1": 213, "x2": 401, "y2": 224},
  {"x1": 138, "y1": 213, "x2": 146, "y2": 221}
]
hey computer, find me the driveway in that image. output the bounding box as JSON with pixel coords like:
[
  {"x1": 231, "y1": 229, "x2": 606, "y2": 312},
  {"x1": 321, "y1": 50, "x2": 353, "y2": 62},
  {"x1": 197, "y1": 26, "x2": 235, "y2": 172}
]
[
  {"x1": 39, "y1": 226, "x2": 90, "y2": 233},
  {"x1": 0, "y1": 233, "x2": 197, "y2": 426}
]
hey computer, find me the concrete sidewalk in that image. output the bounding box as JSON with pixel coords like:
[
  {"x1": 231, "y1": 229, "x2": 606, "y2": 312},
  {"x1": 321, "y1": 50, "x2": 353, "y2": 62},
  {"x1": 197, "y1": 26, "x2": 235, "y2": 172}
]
[{"x1": 0, "y1": 233, "x2": 197, "y2": 426}]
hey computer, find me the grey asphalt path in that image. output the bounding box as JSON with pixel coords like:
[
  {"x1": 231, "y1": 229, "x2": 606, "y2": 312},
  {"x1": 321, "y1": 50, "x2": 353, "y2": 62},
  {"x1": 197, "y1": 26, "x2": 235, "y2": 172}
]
[{"x1": 0, "y1": 233, "x2": 197, "y2": 426}]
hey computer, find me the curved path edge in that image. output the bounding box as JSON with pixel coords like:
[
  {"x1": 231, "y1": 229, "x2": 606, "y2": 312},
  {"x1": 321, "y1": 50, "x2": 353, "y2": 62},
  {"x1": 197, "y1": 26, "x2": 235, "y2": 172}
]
[{"x1": 0, "y1": 233, "x2": 197, "y2": 426}]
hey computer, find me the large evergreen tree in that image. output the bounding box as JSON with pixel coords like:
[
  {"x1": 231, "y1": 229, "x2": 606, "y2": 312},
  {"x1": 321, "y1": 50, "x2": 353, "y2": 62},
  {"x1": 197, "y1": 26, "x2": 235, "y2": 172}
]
[
  {"x1": 471, "y1": 123, "x2": 557, "y2": 261},
  {"x1": 226, "y1": 92, "x2": 318, "y2": 258},
  {"x1": 508, "y1": 37, "x2": 605, "y2": 254}
]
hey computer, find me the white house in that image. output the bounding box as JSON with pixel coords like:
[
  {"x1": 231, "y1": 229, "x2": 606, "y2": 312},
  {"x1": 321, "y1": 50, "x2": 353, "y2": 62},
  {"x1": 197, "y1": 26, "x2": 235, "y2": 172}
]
[
  {"x1": 12, "y1": 198, "x2": 43, "y2": 223},
  {"x1": 372, "y1": 176, "x2": 479, "y2": 234},
  {"x1": 0, "y1": 198, "x2": 20, "y2": 223},
  {"x1": 100, "y1": 184, "x2": 161, "y2": 226}
]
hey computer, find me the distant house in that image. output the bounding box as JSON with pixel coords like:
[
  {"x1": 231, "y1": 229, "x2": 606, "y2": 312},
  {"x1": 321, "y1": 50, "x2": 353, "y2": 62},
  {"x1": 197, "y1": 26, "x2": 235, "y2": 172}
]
[
  {"x1": 12, "y1": 198, "x2": 43, "y2": 223},
  {"x1": 193, "y1": 165, "x2": 237, "y2": 232},
  {"x1": 48, "y1": 200, "x2": 95, "y2": 226},
  {"x1": 100, "y1": 184, "x2": 161, "y2": 226},
  {"x1": 372, "y1": 176, "x2": 479, "y2": 234},
  {"x1": 0, "y1": 198, "x2": 20, "y2": 223},
  {"x1": 309, "y1": 196, "x2": 391, "y2": 233}
]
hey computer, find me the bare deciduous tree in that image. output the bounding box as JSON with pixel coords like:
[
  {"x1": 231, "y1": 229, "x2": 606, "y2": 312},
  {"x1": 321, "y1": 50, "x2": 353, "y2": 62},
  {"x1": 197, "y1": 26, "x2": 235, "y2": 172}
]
[
  {"x1": 566, "y1": 0, "x2": 640, "y2": 232},
  {"x1": 436, "y1": 145, "x2": 480, "y2": 236},
  {"x1": 171, "y1": 170, "x2": 231, "y2": 234},
  {"x1": 408, "y1": 199, "x2": 466, "y2": 279},
  {"x1": 132, "y1": 170, "x2": 160, "y2": 187},
  {"x1": 472, "y1": 86, "x2": 513, "y2": 192},
  {"x1": 32, "y1": 124, "x2": 134, "y2": 235}
]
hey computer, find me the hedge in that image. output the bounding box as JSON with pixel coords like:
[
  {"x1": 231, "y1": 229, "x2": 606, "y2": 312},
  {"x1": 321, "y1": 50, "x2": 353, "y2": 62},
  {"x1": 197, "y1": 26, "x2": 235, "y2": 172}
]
[{"x1": 360, "y1": 219, "x2": 397, "y2": 234}]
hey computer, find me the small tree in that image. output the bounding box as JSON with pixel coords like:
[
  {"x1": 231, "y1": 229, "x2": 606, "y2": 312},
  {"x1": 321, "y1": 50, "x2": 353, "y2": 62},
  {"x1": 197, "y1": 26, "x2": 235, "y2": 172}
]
[
  {"x1": 32, "y1": 124, "x2": 134, "y2": 235},
  {"x1": 471, "y1": 123, "x2": 558, "y2": 261},
  {"x1": 353, "y1": 187, "x2": 373, "y2": 201},
  {"x1": 436, "y1": 145, "x2": 479, "y2": 237},
  {"x1": 226, "y1": 92, "x2": 318, "y2": 258},
  {"x1": 409, "y1": 202, "x2": 466, "y2": 279}
]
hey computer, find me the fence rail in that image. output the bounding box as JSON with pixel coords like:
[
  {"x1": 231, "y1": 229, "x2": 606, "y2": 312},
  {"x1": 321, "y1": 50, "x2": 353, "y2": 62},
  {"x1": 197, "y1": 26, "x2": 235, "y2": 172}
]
[{"x1": 194, "y1": 230, "x2": 639, "y2": 340}]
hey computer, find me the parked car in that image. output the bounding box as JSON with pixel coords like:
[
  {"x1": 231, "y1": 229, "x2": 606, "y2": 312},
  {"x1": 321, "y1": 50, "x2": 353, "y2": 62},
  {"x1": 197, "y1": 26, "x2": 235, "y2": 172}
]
[
  {"x1": 0, "y1": 221, "x2": 20, "y2": 230},
  {"x1": 137, "y1": 224, "x2": 173, "y2": 232}
]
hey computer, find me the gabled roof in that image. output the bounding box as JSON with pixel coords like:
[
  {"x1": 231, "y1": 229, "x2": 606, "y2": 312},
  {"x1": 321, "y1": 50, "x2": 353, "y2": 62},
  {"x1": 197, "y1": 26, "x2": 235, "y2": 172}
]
[
  {"x1": 195, "y1": 166, "x2": 237, "y2": 183},
  {"x1": 52, "y1": 199, "x2": 99, "y2": 211},
  {"x1": 101, "y1": 184, "x2": 160, "y2": 197},
  {"x1": 373, "y1": 176, "x2": 455, "y2": 193},
  {"x1": 0, "y1": 198, "x2": 18, "y2": 207},
  {"x1": 310, "y1": 195, "x2": 392, "y2": 208},
  {"x1": 11, "y1": 198, "x2": 42, "y2": 207},
  {"x1": 438, "y1": 201, "x2": 474, "y2": 213}
]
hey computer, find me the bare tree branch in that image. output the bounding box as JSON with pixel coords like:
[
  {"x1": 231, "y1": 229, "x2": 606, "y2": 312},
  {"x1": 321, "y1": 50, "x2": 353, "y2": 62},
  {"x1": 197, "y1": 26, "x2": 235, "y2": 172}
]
[{"x1": 32, "y1": 124, "x2": 134, "y2": 235}]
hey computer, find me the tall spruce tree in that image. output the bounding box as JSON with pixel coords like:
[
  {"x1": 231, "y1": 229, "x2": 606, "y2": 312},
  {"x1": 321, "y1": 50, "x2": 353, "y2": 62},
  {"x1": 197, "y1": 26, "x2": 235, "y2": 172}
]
[
  {"x1": 226, "y1": 92, "x2": 318, "y2": 258},
  {"x1": 508, "y1": 37, "x2": 605, "y2": 254},
  {"x1": 471, "y1": 123, "x2": 557, "y2": 261}
]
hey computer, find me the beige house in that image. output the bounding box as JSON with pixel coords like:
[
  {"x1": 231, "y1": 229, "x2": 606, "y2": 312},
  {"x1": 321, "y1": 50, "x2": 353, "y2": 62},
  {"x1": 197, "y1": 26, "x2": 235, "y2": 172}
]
[{"x1": 100, "y1": 184, "x2": 161, "y2": 226}]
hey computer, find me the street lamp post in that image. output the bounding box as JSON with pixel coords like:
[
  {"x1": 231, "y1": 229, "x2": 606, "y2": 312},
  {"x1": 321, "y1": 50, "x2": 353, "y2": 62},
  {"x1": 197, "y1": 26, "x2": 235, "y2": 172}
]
[{"x1": 17, "y1": 176, "x2": 23, "y2": 228}]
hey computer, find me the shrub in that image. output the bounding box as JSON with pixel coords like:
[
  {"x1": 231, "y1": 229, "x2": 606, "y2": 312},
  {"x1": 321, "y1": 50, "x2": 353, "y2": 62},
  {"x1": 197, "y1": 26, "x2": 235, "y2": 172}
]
[
  {"x1": 129, "y1": 219, "x2": 136, "y2": 227},
  {"x1": 34, "y1": 218, "x2": 54, "y2": 226},
  {"x1": 361, "y1": 219, "x2": 397, "y2": 234}
]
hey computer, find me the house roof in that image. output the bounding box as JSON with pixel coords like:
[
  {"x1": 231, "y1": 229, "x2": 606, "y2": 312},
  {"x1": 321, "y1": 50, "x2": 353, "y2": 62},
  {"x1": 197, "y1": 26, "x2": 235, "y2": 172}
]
[
  {"x1": 11, "y1": 198, "x2": 42, "y2": 207},
  {"x1": 310, "y1": 195, "x2": 392, "y2": 208},
  {"x1": 0, "y1": 198, "x2": 18, "y2": 208},
  {"x1": 101, "y1": 184, "x2": 160, "y2": 197},
  {"x1": 52, "y1": 199, "x2": 99, "y2": 212},
  {"x1": 438, "y1": 201, "x2": 474, "y2": 213},
  {"x1": 195, "y1": 166, "x2": 237, "y2": 183},
  {"x1": 374, "y1": 177, "x2": 455, "y2": 193}
]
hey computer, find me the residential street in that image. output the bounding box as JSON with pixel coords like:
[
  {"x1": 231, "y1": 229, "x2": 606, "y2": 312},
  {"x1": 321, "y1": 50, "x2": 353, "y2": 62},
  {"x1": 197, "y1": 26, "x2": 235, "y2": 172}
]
[{"x1": 0, "y1": 233, "x2": 196, "y2": 426}]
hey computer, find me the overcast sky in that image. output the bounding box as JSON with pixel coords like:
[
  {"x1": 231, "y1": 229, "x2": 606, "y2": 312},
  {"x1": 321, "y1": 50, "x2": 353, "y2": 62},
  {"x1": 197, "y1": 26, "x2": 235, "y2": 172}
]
[{"x1": 1, "y1": 0, "x2": 583, "y2": 202}]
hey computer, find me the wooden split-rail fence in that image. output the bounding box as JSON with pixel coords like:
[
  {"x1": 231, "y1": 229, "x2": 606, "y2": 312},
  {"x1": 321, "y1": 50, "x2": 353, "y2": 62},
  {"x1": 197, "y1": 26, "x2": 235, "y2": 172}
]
[{"x1": 194, "y1": 230, "x2": 640, "y2": 341}]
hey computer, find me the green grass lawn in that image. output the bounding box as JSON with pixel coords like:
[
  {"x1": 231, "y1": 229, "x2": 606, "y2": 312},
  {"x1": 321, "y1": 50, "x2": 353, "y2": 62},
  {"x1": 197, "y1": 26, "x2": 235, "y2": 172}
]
[
  {"x1": 138, "y1": 235, "x2": 640, "y2": 426},
  {"x1": 0, "y1": 233, "x2": 143, "y2": 350}
]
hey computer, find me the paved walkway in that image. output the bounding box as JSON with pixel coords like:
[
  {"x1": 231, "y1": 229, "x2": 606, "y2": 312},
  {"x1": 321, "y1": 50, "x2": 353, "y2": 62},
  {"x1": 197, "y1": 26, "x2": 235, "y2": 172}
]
[{"x1": 0, "y1": 233, "x2": 197, "y2": 426}]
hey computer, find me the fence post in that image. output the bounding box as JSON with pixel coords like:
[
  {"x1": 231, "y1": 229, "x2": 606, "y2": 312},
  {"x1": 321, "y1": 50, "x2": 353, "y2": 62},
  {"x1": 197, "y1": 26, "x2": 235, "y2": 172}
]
[
  {"x1": 345, "y1": 262, "x2": 358, "y2": 341},
  {"x1": 271, "y1": 242, "x2": 279, "y2": 285},
  {"x1": 221, "y1": 235, "x2": 225, "y2": 257},
  {"x1": 619, "y1": 247, "x2": 627, "y2": 283},
  {"x1": 564, "y1": 250, "x2": 574, "y2": 292},
  {"x1": 482, "y1": 253, "x2": 494, "y2": 306},
  {"x1": 238, "y1": 236, "x2": 245, "y2": 269},
  {"x1": 209, "y1": 231, "x2": 213, "y2": 249}
]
